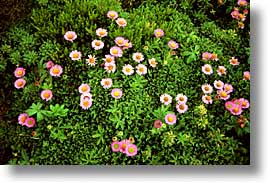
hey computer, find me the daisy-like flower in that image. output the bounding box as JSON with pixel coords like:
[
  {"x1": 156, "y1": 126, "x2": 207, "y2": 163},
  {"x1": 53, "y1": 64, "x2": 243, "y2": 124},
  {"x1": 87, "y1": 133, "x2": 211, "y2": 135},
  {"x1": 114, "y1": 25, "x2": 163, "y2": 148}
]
[
  {"x1": 148, "y1": 58, "x2": 158, "y2": 68},
  {"x1": 80, "y1": 98, "x2": 92, "y2": 110},
  {"x1": 160, "y1": 94, "x2": 172, "y2": 105},
  {"x1": 104, "y1": 63, "x2": 116, "y2": 73},
  {"x1": 214, "y1": 80, "x2": 224, "y2": 90},
  {"x1": 202, "y1": 52, "x2": 212, "y2": 61},
  {"x1": 107, "y1": 10, "x2": 118, "y2": 20},
  {"x1": 14, "y1": 78, "x2": 26, "y2": 89},
  {"x1": 175, "y1": 94, "x2": 188, "y2": 104},
  {"x1": 79, "y1": 84, "x2": 90, "y2": 94},
  {"x1": 239, "y1": 13, "x2": 246, "y2": 21},
  {"x1": 14, "y1": 67, "x2": 26, "y2": 78},
  {"x1": 110, "y1": 46, "x2": 123, "y2": 57},
  {"x1": 69, "y1": 50, "x2": 81, "y2": 61},
  {"x1": 201, "y1": 84, "x2": 213, "y2": 94},
  {"x1": 217, "y1": 66, "x2": 227, "y2": 76},
  {"x1": 111, "y1": 141, "x2": 121, "y2": 152},
  {"x1": 154, "y1": 120, "x2": 162, "y2": 129},
  {"x1": 80, "y1": 93, "x2": 93, "y2": 101},
  {"x1": 96, "y1": 28, "x2": 108, "y2": 37},
  {"x1": 165, "y1": 113, "x2": 177, "y2": 125},
  {"x1": 229, "y1": 57, "x2": 240, "y2": 66},
  {"x1": 46, "y1": 61, "x2": 54, "y2": 69},
  {"x1": 136, "y1": 64, "x2": 147, "y2": 75},
  {"x1": 238, "y1": 21, "x2": 245, "y2": 29},
  {"x1": 223, "y1": 84, "x2": 233, "y2": 94},
  {"x1": 168, "y1": 40, "x2": 179, "y2": 50},
  {"x1": 64, "y1": 31, "x2": 77, "y2": 42},
  {"x1": 225, "y1": 101, "x2": 235, "y2": 111},
  {"x1": 86, "y1": 55, "x2": 97, "y2": 66},
  {"x1": 120, "y1": 139, "x2": 130, "y2": 153},
  {"x1": 101, "y1": 78, "x2": 113, "y2": 89},
  {"x1": 233, "y1": 99, "x2": 242, "y2": 107},
  {"x1": 92, "y1": 40, "x2": 104, "y2": 50},
  {"x1": 25, "y1": 117, "x2": 36, "y2": 128},
  {"x1": 103, "y1": 55, "x2": 115, "y2": 64},
  {"x1": 176, "y1": 103, "x2": 188, "y2": 114},
  {"x1": 211, "y1": 53, "x2": 219, "y2": 61},
  {"x1": 125, "y1": 144, "x2": 138, "y2": 157},
  {"x1": 123, "y1": 40, "x2": 132, "y2": 49},
  {"x1": 115, "y1": 37, "x2": 126, "y2": 47},
  {"x1": 132, "y1": 52, "x2": 144, "y2": 63},
  {"x1": 202, "y1": 64, "x2": 213, "y2": 75},
  {"x1": 230, "y1": 105, "x2": 243, "y2": 116},
  {"x1": 122, "y1": 64, "x2": 134, "y2": 76},
  {"x1": 50, "y1": 65, "x2": 63, "y2": 77},
  {"x1": 111, "y1": 88, "x2": 123, "y2": 99},
  {"x1": 202, "y1": 95, "x2": 213, "y2": 104},
  {"x1": 217, "y1": 90, "x2": 230, "y2": 100},
  {"x1": 18, "y1": 113, "x2": 28, "y2": 126},
  {"x1": 231, "y1": 10, "x2": 239, "y2": 19},
  {"x1": 243, "y1": 71, "x2": 250, "y2": 80},
  {"x1": 239, "y1": 98, "x2": 250, "y2": 109},
  {"x1": 154, "y1": 29, "x2": 164, "y2": 38},
  {"x1": 41, "y1": 89, "x2": 53, "y2": 101},
  {"x1": 116, "y1": 18, "x2": 127, "y2": 27},
  {"x1": 238, "y1": 0, "x2": 248, "y2": 7}
]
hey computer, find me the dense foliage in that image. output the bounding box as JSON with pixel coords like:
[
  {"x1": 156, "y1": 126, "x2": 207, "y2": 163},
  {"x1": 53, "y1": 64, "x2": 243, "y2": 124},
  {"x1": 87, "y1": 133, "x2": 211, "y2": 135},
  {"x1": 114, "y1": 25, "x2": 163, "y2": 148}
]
[{"x1": 0, "y1": 0, "x2": 250, "y2": 165}]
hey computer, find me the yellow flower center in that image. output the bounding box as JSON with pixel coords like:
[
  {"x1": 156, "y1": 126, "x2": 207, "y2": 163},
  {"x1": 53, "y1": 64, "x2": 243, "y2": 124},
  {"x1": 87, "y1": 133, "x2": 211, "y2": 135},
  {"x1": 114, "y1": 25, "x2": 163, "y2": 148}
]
[
  {"x1": 106, "y1": 57, "x2": 112, "y2": 63},
  {"x1": 125, "y1": 42, "x2": 129, "y2": 47},
  {"x1": 205, "y1": 96, "x2": 211, "y2": 101},
  {"x1": 179, "y1": 97, "x2": 184, "y2": 101},
  {"x1": 216, "y1": 83, "x2": 221, "y2": 87},
  {"x1": 204, "y1": 86, "x2": 209, "y2": 91},
  {"x1": 156, "y1": 31, "x2": 161, "y2": 36},
  {"x1": 99, "y1": 31, "x2": 105, "y2": 35},
  {"x1": 118, "y1": 39, "x2": 123, "y2": 44},
  {"x1": 73, "y1": 53, "x2": 79, "y2": 58},
  {"x1": 108, "y1": 65, "x2": 114, "y2": 71},
  {"x1": 119, "y1": 20, "x2": 125, "y2": 25},
  {"x1": 125, "y1": 67, "x2": 131, "y2": 72},
  {"x1": 89, "y1": 58, "x2": 95, "y2": 64},
  {"x1": 114, "y1": 91, "x2": 120, "y2": 97},
  {"x1": 128, "y1": 147, "x2": 135, "y2": 154},
  {"x1": 150, "y1": 60, "x2": 156, "y2": 65},
  {"x1": 17, "y1": 81, "x2": 23, "y2": 87},
  {"x1": 110, "y1": 12, "x2": 115, "y2": 17},
  {"x1": 44, "y1": 92, "x2": 50, "y2": 99},
  {"x1": 52, "y1": 67, "x2": 60, "y2": 74},
  {"x1": 179, "y1": 104, "x2": 185, "y2": 110},
  {"x1": 164, "y1": 97, "x2": 169, "y2": 102},
  {"x1": 17, "y1": 70, "x2": 23, "y2": 76},
  {"x1": 104, "y1": 81, "x2": 110, "y2": 86},
  {"x1": 242, "y1": 101, "x2": 247, "y2": 107},
  {"x1": 231, "y1": 59, "x2": 237, "y2": 64},
  {"x1": 81, "y1": 85, "x2": 88, "y2": 92},
  {"x1": 122, "y1": 143, "x2": 127, "y2": 150},
  {"x1": 225, "y1": 86, "x2": 230, "y2": 91},
  {"x1": 136, "y1": 55, "x2": 141, "y2": 60},
  {"x1": 220, "y1": 91, "x2": 227, "y2": 97},
  {"x1": 21, "y1": 116, "x2": 27, "y2": 123},
  {"x1": 205, "y1": 67, "x2": 211, "y2": 72},
  {"x1": 27, "y1": 120, "x2": 33, "y2": 125},
  {"x1": 139, "y1": 67, "x2": 144, "y2": 72},
  {"x1": 114, "y1": 143, "x2": 119, "y2": 149},
  {"x1": 67, "y1": 33, "x2": 74, "y2": 39},
  {"x1": 168, "y1": 116, "x2": 174, "y2": 122},
  {"x1": 227, "y1": 103, "x2": 232, "y2": 109},
  {"x1": 170, "y1": 42, "x2": 176, "y2": 48},
  {"x1": 112, "y1": 49, "x2": 118, "y2": 54},
  {"x1": 233, "y1": 107, "x2": 239, "y2": 113},
  {"x1": 95, "y1": 41, "x2": 101, "y2": 46},
  {"x1": 83, "y1": 100, "x2": 90, "y2": 107}
]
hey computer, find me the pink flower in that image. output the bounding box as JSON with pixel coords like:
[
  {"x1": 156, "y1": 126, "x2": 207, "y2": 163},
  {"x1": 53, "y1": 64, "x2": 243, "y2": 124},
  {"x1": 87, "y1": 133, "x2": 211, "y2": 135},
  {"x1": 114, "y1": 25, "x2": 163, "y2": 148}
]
[
  {"x1": 168, "y1": 40, "x2": 179, "y2": 50},
  {"x1": 25, "y1": 117, "x2": 36, "y2": 128},
  {"x1": 18, "y1": 113, "x2": 28, "y2": 126},
  {"x1": 214, "y1": 80, "x2": 224, "y2": 90},
  {"x1": 14, "y1": 78, "x2": 26, "y2": 89},
  {"x1": 41, "y1": 89, "x2": 53, "y2": 101},
  {"x1": 120, "y1": 139, "x2": 130, "y2": 153},
  {"x1": 64, "y1": 31, "x2": 77, "y2": 42},
  {"x1": 243, "y1": 71, "x2": 250, "y2": 80},
  {"x1": 202, "y1": 64, "x2": 213, "y2": 75},
  {"x1": 154, "y1": 120, "x2": 163, "y2": 129},
  {"x1": 202, "y1": 52, "x2": 212, "y2": 60},
  {"x1": 115, "y1": 37, "x2": 126, "y2": 47},
  {"x1": 69, "y1": 50, "x2": 82, "y2": 60},
  {"x1": 107, "y1": 10, "x2": 118, "y2": 20},
  {"x1": 103, "y1": 55, "x2": 115, "y2": 64},
  {"x1": 217, "y1": 90, "x2": 230, "y2": 100},
  {"x1": 14, "y1": 67, "x2": 26, "y2": 78},
  {"x1": 110, "y1": 46, "x2": 123, "y2": 57},
  {"x1": 80, "y1": 93, "x2": 93, "y2": 101},
  {"x1": 223, "y1": 84, "x2": 233, "y2": 94},
  {"x1": 50, "y1": 65, "x2": 63, "y2": 77},
  {"x1": 229, "y1": 57, "x2": 240, "y2": 66},
  {"x1": 239, "y1": 98, "x2": 250, "y2": 109},
  {"x1": 125, "y1": 144, "x2": 138, "y2": 157},
  {"x1": 230, "y1": 105, "x2": 243, "y2": 116},
  {"x1": 96, "y1": 28, "x2": 108, "y2": 37},
  {"x1": 202, "y1": 95, "x2": 213, "y2": 105},
  {"x1": 101, "y1": 78, "x2": 113, "y2": 89},
  {"x1": 211, "y1": 53, "x2": 219, "y2": 61},
  {"x1": 175, "y1": 94, "x2": 188, "y2": 104},
  {"x1": 160, "y1": 94, "x2": 172, "y2": 105},
  {"x1": 111, "y1": 88, "x2": 122, "y2": 99},
  {"x1": 111, "y1": 141, "x2": 121, "y2": 152},
  {"x1": 116, "y1": 18, "x2": 127, "y2": 27},
  {"x1": 165, "y1": 113, "x2": 177, "y2": 125},
  {"x1": 91, "y1": 40, "x2": 104, "y2": 50},
  {"x1": 46, "y1": 61, "x2": 54, "y2": 69},
  {"x1": 79, "y1": 84, "x2": 90, "y2": 94},
  {"x1": 231, "y1": 10, "x2": 239, "y2": 19},
  {"x1": 154, "y1": 29, "x2": 164, "y2": 38},
  {"x1": 225, "y1": 101, "x2": 235, "y2": 111},
  {"x1": 104, "y1": 62, "x2": 116, "y2": 73},
  {"x1": 80, "y1": 98, "x2": 92, "y2": 110},
  {"x1": 238, "y1": 0, "x2": 248, "y2": 7},
  {"x1": 233, "y1": 99, "x2": 243, "y2": 107},
  {"x1": 123, "y1": 40, "x2": 132, "y2": 49},
  {"x1": 176, "y1": 103, "x2": 188, "y2": 114},
  {"x1": 217, "y1": 66, "x2": 226, "y2": 76},
  {"x1": 132, "y1": 52, "x2": 144, "y2": 63},
  {"x1": 201, "y1": 84, "x2": 213, "y2": 94}
]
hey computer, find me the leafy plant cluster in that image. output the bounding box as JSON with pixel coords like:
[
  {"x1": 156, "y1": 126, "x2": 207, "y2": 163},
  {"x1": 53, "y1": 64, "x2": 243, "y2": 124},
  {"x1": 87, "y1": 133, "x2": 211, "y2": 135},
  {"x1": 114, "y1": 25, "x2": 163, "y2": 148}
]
[{"x1": 0, "y1": 0, "x2": 250, "y2": 164}]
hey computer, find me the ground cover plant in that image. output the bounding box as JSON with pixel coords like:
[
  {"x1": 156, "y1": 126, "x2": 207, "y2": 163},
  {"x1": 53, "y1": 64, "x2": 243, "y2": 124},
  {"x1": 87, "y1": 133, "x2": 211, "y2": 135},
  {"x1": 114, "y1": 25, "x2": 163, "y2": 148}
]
[{"x1": 0, "y1": 0, "x2": 250, "y2": 165}]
